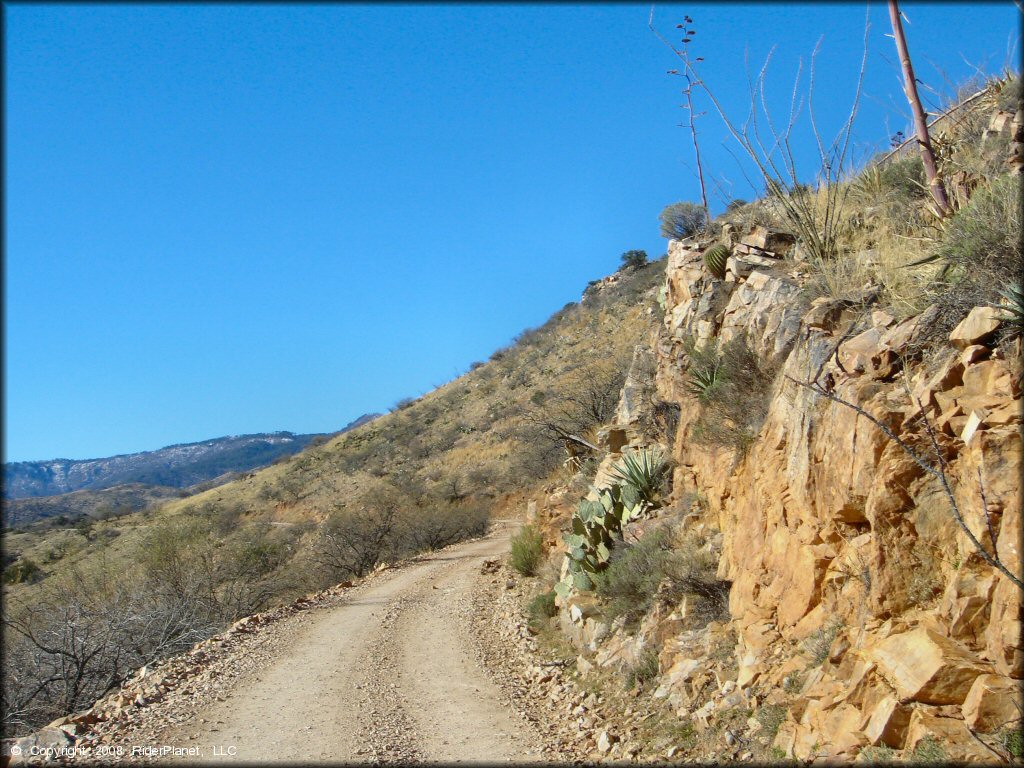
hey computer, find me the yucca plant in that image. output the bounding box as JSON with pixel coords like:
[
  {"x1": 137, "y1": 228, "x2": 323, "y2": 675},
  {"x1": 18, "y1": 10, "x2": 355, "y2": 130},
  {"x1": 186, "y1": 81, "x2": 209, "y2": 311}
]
[{"x1": 609, "y1": 448, "x2": 668, "y2": 508}]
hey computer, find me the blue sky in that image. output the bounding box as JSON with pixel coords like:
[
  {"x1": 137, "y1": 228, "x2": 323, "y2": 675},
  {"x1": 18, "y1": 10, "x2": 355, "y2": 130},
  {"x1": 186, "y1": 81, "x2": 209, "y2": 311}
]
[{"x1": 4, "y1": 3, "x2": 1019, "y2": 462}]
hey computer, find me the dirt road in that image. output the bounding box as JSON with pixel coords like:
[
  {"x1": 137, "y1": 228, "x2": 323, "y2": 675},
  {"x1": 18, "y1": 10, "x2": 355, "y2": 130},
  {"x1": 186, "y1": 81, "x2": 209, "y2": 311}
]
[{"x1": 154, "y1": 527, "x2": 545, "y2": 763}]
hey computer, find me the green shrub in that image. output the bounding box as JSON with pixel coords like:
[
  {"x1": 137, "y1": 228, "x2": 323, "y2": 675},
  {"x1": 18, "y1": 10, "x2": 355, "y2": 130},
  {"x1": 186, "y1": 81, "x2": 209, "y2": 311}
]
[
  {"x1": 510, "y1": 525, "x2": 544, "y2": 576},
  {"x1": 620, "y1": 249, "x2": 649, "y2": 270},
  {"x1": 997, "y1": 75, "x2": 1022, "y2": 112},
  {"x1": 878, "y1": 155, "x2": 927, "y2": 199},
  {"x1": 1002, "y1": 727, "x2": 1023, "y2": 759},
  {"x1": 802, "y1": 620, "x2": 843, "y2": 667},
  {"x1": 2, "y1": 557, "x2": 43, "y2": 585},
  {"x1": 593, "y1": 525, "x2": 728, "y2": 631},
  {"x1": 756, "y1": 704, "x2": 788, "y2": 741},
  {"x1": 659, "y1": 201, "x2": 708, "y2": 241},
  {"x1": 918, "y1": 174, "x2": 1023, "y2": 343},
  {"x1": 910, "y1": 736, "x2": 946, "y2": 764},
  {"x1": 594, "y1": 528, "x2": 673, "y2": 628},
  {"x1": 852, "y1": 156, "x2": 927, "y2": 205},
  {"x1": 937, "y1": 174, "x2": 1021, "y2": 286},
  {"x1": 527, "y1": 590, "x2": 557, "y2": 632},
  {"x1": 858, "y1": 745, "x2": 897, "y2": 763}
]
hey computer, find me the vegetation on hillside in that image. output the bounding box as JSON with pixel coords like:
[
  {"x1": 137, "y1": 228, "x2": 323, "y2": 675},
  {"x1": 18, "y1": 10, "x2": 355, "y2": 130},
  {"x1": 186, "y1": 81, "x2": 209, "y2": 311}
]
[{"x1": 2, "y1": 260, "x2": 664, "y2": 733}]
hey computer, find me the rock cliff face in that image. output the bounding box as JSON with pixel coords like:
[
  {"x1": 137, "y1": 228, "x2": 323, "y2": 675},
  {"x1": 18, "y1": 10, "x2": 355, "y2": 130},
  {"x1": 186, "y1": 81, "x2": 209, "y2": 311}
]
[
  {"x1": 648, "y1": 235, "x2": 1021, "y2": 759},
  {"x1": 545, "y1": 231, "x2": 1021, "y2": 761}
]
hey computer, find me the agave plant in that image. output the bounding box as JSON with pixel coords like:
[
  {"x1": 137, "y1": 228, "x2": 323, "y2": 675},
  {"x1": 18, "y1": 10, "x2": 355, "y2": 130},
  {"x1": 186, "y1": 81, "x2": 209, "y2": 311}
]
[
  {"x1": 684, "y1": 361, "x2": 721, "y2": 401},
  {"x1": 994, "y1": 282, "x2": 1024, "y2": 338},
  {"x1": 608, "y1": 448, "x2": 668, "y2": 508}
]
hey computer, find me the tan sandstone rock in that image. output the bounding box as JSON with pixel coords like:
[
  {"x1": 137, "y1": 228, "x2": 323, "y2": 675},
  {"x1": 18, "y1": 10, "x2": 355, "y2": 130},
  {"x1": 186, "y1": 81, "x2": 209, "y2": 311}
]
[
  {"x1": 869, "y1": 627, "x2": 992, "y2": 704},
  {"x1": 960, "y1": 673, "x2": 1022, "y2": 732},
  {"x1": 949, "y1": 306, "x2": 1002, "y2": 349}
]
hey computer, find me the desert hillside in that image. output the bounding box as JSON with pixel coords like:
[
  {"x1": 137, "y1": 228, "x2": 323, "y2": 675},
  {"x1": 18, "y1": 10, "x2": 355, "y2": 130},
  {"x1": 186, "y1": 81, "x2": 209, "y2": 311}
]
[
  {"x1": 2, "y1": 73, "x2": 1021, "y2": 766},
  {"x1": 1, "y1": 259, "x2": 664, "y2": 735}
]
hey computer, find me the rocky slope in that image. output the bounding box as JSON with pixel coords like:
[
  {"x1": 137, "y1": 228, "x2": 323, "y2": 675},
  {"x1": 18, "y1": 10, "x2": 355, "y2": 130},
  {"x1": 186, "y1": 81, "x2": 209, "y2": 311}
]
[{"x1": 542, "y1": 225, "x2": 1021, "y2": 762}]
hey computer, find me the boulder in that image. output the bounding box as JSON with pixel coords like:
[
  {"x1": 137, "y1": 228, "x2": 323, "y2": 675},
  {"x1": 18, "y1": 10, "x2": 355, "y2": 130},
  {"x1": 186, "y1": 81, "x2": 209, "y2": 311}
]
[
  {"x1": 740, "y1": 226, "x2": 796, "y2": 255},
  {"x1": 596, "y1": 730, "x2": 617, "y2": 753},
  {"x1": 863, "y1": 694, "x2": 913, "y2": 748},
  {"x1": 960, "y1": 674, "x2": 1022, "y2": 732},
  {"x1": 803, "y1": 298, "x2": 850, "y2": 332},
  {"x1": 949, "y1": 306, "x2": 1002, "y2": 349},
  {"x1": 837, "y1": 328, "x2": 884, "y2": 375},
  {"x1": 869, "y1": 627, "x2": 992, "y2": 704},
  {"x1": 904, "y1": 708, "x2": 999, "y2": 762}
]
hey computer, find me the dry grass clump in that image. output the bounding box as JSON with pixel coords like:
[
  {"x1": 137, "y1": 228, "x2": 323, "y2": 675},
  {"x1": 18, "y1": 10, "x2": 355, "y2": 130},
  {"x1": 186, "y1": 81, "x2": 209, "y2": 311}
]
[
  {"x1": 794, "y1": 76, "x2": 1020, "y2": 326},
  {"x1": 510, "y1": 524, "x2": 545, "y2": 577}
]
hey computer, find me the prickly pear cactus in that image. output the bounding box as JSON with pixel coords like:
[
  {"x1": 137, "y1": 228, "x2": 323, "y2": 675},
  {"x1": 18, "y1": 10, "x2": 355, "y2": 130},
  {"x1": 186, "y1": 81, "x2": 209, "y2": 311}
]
[
  {"x1": 554, "y1": 483, "x2": 648, "y2": 598},
  {"x1": 703, "y1": 243, "x2": 730, "y2": 279}
]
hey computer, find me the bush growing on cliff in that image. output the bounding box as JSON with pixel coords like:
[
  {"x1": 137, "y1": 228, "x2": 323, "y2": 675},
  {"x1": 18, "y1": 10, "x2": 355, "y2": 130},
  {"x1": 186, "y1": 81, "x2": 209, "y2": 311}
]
[
  {"x1": 624, "y1": 646, "x2": 660, "y2": 690},
  {"x1": 594, "y1": 529, "x2": 670, "y2": 627},
  {"x1": 594, "y1": 525, "x2": 728, "y2": 631},
  {"x1": 934, "y1": 173, "x2": 1021, "y2": 287},
  {"x1": 526, "y1": 589, "x2": 557, "y2": 632},
  {"x1": 659, "y1": 201, "x2": 707, "y2": 241},
  {"x1": 686, "y1": 336, "x2": 779, "y2": 453}
]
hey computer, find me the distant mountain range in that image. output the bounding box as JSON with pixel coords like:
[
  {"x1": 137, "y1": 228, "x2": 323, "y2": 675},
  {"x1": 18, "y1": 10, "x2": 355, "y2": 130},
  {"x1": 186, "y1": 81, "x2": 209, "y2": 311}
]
[
  {"x1": 4, "y1": 432, "x2": 326, "y2": 500},
  {"x1": 3, "y1": 416, "x2": 380, "y2": 528}
]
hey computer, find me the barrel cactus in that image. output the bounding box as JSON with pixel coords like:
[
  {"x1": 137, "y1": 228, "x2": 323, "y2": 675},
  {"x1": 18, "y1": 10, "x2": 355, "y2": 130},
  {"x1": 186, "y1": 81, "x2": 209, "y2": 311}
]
[{"x1": 703, "y1": 244, "x2": 730, "y2": 279}]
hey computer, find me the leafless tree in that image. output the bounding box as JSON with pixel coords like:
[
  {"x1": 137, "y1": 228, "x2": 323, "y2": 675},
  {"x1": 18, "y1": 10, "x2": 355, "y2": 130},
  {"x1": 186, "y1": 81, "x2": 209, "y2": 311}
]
[
  {"x1": 396, "y1": 502, "x2": 490, "y2": 554},
  {"x1": 313, "y1": 490, "x2": 402, "y2": 578},
  {"x1": 2, "y1": 563, "x2": 213, "y2": 733},
  {"x1": 524, "y1": 360, "x2": 628, "y2": 450}
]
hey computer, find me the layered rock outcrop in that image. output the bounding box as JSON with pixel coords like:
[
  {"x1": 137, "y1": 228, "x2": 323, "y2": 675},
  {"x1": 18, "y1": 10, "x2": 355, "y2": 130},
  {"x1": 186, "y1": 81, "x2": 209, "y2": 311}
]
[{"x1": 646, "y1": 234, "x2": 1022, "y2": 760}]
